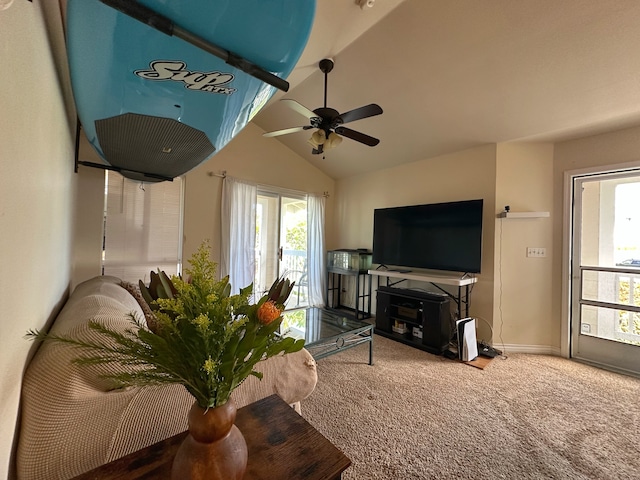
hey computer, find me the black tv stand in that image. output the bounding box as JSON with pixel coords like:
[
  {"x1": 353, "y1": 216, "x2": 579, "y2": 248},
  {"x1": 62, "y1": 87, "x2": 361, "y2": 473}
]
[
  {"x1": 369, "y1": 269, "x2": 477, "y2": 317},
  {"x1": 374, "y1": 286, "x2": 451, "y2": 355}
]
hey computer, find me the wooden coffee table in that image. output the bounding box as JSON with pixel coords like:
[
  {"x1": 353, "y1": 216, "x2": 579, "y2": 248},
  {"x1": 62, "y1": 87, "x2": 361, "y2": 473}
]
[{"x1": 72, "y1": 394, "x2": 350, "y2": 480}]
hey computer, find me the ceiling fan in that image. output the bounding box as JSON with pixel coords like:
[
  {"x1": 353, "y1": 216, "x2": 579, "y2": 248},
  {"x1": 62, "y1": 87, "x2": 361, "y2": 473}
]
[{"x1": 263, "y1": 58, "x2": 383, "y2": 155}]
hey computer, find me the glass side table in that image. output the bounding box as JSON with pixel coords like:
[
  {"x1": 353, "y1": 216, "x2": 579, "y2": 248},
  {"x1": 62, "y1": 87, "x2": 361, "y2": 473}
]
[{"x1": 281, "y1": 307, "x2": 373, "y2": 365}]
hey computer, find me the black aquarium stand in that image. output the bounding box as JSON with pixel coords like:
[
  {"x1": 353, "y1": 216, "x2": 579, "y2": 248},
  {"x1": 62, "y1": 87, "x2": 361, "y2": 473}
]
[{"x1": 326, "y1": 267, "x2": 372, "y2": 321}]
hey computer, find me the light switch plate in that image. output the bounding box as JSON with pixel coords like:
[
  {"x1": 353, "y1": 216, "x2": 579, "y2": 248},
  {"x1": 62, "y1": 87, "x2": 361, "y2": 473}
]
[{"x1": 527, "y1": 247, "x2": 546, "y2": 258}]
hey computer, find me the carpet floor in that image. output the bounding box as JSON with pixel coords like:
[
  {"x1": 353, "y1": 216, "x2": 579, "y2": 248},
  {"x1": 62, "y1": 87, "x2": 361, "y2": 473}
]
[{"x1": 300, "y1": 335, "x2": 640, "y2": 479}]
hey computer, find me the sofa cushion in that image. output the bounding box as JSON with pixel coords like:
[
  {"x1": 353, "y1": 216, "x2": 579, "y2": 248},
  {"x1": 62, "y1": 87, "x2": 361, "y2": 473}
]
[
  {"x1": 48, "y1": 278, "x2": 147, "y2": 392},
  {"x1": 51, "y1": 277, "x2": 145, "y2": 334}
]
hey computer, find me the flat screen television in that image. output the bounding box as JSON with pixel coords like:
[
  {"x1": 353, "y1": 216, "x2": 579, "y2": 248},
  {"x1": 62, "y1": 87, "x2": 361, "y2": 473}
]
[{"x1": 372, "y1": 199, "x2": 483, "y2": 274}]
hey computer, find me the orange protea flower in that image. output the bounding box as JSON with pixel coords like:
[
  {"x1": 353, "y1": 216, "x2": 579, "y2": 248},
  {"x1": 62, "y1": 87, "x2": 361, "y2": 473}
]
[{"x1": 257, "y1": 300, "x2": 282, "y2": 325}]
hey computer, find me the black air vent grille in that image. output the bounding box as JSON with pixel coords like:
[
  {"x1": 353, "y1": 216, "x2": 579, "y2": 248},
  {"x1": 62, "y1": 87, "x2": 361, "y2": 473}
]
[{"x1": 95, "y1": 113, "x2": 215, "y2": 181}]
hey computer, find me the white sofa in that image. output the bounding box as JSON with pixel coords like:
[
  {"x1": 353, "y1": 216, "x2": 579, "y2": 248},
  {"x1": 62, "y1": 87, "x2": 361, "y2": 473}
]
[{"x1": 16, "y1": 276, "x2": 317, "y2": 480}]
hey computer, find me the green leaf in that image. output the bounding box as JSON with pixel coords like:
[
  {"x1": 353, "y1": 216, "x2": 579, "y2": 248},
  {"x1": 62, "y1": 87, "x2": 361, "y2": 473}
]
[
  {"x1": 239, "y1": 284, "x2": 253, "y2": 297},
  {"x1": 139, "y1": 280, "x2": 154, "y2": 305},
  {"x1": 148, "y1": 271, "x2": 162, "y2": 296},
  {"x1": 158, "y1": 271, "x2": 176, "y2": 298}
]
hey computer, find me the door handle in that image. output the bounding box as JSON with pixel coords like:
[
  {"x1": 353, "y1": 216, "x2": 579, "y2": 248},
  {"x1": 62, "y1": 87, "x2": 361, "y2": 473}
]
[{"x1": 278, "y1": 246, "x2": 283, "y2": 261}]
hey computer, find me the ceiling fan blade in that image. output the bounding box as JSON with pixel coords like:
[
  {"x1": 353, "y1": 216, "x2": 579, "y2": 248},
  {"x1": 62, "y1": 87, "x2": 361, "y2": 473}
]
[
  {"x1": 281, "y1": 99, "x2": 317, "y2": 120},
  {"x1": 263, "y1": 125, "x2": 312, "y2": 137},
  {"x1": 334, "y1": 127, "x2": 380, "y2": 147},
  {"x1": 337, "y1": 104, "x2": 383, "y2": 125}
]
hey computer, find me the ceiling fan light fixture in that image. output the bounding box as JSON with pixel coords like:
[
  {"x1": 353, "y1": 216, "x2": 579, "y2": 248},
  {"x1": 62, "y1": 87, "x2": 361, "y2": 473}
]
[
  {"x1": 324, "y1": 131, "x2": 343, "y2": 150},
  {"x1": 356, "y1": 0, "x2": 375, "y2": 9},
  {"x1": 308, "y1": 129, "x2": 326, "y2": 148}
]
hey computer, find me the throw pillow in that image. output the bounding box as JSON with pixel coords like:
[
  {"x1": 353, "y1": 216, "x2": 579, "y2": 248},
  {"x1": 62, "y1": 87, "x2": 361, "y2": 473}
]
[{"x1": 120, "y1": 281, "x2": 159, "y2": 332}]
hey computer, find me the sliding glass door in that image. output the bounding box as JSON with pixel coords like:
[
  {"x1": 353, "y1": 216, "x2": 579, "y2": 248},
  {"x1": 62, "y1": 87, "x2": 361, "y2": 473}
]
[
  {"x1": 571, "y1": 170, "x2": 640, "y2": 375},
  {"x1": 255, "y1": 190, "x2": 308, "y2": 309}
]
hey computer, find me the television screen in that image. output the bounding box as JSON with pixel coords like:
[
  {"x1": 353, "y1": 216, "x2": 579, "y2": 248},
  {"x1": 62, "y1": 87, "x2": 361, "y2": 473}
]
[{"x1": 372, "y1": 199, "x2": 483, "y2": 274}]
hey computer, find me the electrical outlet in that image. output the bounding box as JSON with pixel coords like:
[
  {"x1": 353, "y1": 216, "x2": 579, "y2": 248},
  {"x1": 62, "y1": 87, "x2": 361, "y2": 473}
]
[{"x1": 526, "y1": 247, "x2": 546, "y2": 258}]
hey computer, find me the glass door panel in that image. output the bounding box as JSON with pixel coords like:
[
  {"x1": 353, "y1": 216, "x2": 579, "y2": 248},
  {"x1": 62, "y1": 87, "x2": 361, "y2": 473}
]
[
  {"x1": 255, "y1": 193, "x2": 280, "y2": 298},
  {"x1": 280, "y1": 196, "x2": 308, "y2": 309},
  {"x1": 255, "y1": 191, "x2": 308, "y2": 309},
  {"x1": 571, "y1": 172, "x2": 640, "y2": 375}
]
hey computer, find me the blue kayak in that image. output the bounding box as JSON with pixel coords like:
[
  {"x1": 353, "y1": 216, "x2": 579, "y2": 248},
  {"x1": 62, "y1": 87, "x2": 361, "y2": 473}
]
[{"x1": 67, "y1": 0, "x2": 315, "y2": 181}]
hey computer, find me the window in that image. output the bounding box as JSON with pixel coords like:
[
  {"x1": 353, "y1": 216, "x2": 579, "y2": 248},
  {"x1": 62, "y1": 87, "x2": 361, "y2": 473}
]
[{"x1": 102, "y1": 171, "x2": 184, "y2": 284}]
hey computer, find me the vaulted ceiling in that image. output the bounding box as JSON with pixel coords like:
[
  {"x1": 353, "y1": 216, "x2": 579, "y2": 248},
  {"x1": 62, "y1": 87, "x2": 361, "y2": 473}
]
[{"x1": 252, "y1": 0, "x2": 640, "y2": 179}]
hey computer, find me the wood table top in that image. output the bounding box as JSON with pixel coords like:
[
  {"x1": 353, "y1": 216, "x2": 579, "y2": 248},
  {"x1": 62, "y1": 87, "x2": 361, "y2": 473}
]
[{"x1": 72, "y1": 394, "x2": 351, "y2": 480}]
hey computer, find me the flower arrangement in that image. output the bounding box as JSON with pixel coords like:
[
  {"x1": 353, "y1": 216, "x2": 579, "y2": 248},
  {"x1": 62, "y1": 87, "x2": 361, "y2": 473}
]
[{"x1": 26, "y1": 242, "x2": 305, "y2": 408}]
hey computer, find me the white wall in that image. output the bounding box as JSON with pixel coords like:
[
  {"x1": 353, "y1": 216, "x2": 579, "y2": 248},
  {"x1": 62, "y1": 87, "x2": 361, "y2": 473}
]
[{"x1": 0, "y1": 2, "x2": 76, "y2": 477}]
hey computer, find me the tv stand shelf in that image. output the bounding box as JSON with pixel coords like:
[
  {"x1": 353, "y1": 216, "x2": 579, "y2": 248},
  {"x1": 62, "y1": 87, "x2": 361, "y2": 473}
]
[{"x1": 368, "y1": 269, "x2": 476, "y2": 317}]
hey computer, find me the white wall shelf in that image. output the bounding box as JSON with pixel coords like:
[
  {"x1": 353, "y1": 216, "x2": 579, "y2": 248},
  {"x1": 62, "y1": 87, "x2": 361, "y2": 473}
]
[{"x1": 497, "y1": 211, "x2": 550, "y2": 219}]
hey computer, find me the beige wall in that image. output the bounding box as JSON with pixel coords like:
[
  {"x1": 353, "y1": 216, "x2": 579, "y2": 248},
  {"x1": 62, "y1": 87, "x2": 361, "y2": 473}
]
[
  {"x1": 494, "y1": 143, "x2": 555, "y2": 350},
  {"x1": 0, "y1": 2, "x2": 75, "y2": 477},
  {"x1": 333, "y1": 142, "x2": 560, "y2": 350},
  {"x1": 334, "y1": 144, "x2": 497, "y2": 341},
  {"x1": 182, "y1": 122, "x2": 336, "y2": 268}
]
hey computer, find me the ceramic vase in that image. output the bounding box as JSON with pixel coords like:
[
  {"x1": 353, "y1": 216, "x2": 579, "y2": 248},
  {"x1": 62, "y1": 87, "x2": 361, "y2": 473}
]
[{"x1": 171, "y1": 399, "x2": 247, "y2": 480}]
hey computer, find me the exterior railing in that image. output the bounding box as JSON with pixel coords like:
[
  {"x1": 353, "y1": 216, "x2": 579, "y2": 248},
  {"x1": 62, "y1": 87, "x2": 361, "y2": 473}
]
[
  {"x1": 254, "y1": 249, "x2": 308, "y2": 308},
  {"x1": 580, "y1": 265, "x2": 640, "y2": 344},
  {"x1": 281, "y1": 249, "x2": 307, "y2": 277},
  {"x1": 282, "y1": 250, "x2": 308, "y2": 308}
]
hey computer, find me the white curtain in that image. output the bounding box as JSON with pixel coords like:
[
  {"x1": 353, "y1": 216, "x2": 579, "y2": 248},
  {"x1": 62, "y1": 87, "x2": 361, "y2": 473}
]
[
  {"x1": 221, "y1": 176, "x2": 257, "y2": 294},
  {"x1": 307, "y1": 193, "x2": 326, "y2": 306}
]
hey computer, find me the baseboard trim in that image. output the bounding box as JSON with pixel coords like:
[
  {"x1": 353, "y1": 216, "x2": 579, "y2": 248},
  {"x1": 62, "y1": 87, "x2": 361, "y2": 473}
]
[
  {"x1": 572, "y1": 356, "x2": 640, "y2": 379},
  {"x1": 496, "y1": 344, "x2": 563, "y2": 356}
]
